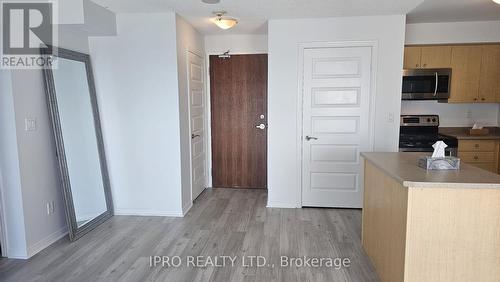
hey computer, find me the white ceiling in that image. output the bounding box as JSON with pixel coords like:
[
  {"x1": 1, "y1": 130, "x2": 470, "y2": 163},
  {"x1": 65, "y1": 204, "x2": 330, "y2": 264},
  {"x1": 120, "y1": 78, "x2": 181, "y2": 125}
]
[
  {"x1": 93, "y1": 0, "x2": 500, "y2": 34},
  {"x1": 407, "y1": 0, "x2": 500, "y2": 23},
  {"x1": 93, "y1": 0, "x2": 424, "y2": 35}
]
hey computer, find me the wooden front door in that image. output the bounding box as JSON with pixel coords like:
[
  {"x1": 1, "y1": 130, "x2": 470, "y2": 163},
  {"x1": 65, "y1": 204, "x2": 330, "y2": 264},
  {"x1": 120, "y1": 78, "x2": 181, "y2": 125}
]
[{"x1": 210, "y1": 54, "x2": 267, "y2": 189}]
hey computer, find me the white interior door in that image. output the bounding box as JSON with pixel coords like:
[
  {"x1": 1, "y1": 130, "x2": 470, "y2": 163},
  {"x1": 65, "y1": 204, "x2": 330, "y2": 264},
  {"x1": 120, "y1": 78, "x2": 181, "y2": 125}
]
[
  {"x1": 301, "y1": 46, "x2": 373, "y2": 208},
  {"x1": 188, "y1": 52, "x2": 206, "y2": 200}
]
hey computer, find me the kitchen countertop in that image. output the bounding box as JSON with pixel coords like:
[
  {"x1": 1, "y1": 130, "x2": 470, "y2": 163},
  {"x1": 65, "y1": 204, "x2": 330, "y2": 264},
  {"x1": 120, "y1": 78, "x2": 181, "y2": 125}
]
[
  {"x1": 439, "y1": 127, "x2": 500, "y2": 140},
  {"x1": 361, "y1": 152, "x2": 500, "y2": 189}
]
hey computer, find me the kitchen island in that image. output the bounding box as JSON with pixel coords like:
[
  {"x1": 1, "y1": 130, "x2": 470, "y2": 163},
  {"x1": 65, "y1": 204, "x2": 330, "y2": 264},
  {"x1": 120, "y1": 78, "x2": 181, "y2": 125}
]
[{"x1": 361, "y1": 152, "x2": 500, "y2": 282}]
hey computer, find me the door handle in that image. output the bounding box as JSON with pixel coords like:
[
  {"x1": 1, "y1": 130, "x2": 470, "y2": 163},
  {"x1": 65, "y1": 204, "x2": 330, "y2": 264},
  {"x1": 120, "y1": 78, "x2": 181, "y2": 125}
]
[
  {"x1": 433, "y1": 72, "x2": 438, "y2": 97},
  {"x1": 255, "y1": 124, "x2": 266, "y2": 130},
  {"x1": 191, "y1": 134, "x2": 200, "y2": 139},
  {"x1": 305, "y1": 136, "x2": 318, "y2": 141}
]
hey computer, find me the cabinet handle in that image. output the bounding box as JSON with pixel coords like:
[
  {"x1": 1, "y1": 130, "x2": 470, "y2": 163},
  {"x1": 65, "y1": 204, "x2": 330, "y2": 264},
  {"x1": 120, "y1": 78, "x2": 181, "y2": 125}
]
[
  {"x1": 474, "y1": 156, "x2": 479, "y2": 160},
  {"x1": 473, "y1": 98, "x2": 478, "y2": 101},
  {"x1": 475, "y1": 144, "x2": 480, "y2": 148},
  {"x1": 481, "y1": 98, "x2": 485, "y2": 101},
  {"x1": 423, "y1": 63, "x2": 427, "y2": 67}
]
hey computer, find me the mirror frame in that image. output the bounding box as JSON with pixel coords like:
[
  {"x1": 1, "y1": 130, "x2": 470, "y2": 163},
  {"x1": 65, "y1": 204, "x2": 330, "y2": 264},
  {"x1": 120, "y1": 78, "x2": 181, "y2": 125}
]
[{"x1": 41, "y1": 46, "x2": 113, "y2": 241}]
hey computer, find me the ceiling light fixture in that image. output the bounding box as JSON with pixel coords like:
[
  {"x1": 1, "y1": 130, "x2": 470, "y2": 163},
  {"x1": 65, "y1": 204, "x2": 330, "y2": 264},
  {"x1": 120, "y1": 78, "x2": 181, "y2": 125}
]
[
  {"x1": 493, "y1": 0, "x2": 500, "y2": 4},
  {"x1": 212, "y1": 11, "x2": 238, "y2": 30}
]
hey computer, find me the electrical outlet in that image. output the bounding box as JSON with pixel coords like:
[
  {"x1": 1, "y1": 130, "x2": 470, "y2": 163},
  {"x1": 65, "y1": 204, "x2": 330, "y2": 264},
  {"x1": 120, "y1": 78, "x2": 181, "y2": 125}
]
[
  {"x1": 388, "y1": 113, "x2": 395, "y2": 123},
  {"x1": 25, "y1": 118, "x2": 37, "y2": 131},
  {"x1": 466, "y1": 110, "x2": 472, "y2": 119},
  {"x1": 46, "y1": 201, "x2": 55, "y2": 215}
]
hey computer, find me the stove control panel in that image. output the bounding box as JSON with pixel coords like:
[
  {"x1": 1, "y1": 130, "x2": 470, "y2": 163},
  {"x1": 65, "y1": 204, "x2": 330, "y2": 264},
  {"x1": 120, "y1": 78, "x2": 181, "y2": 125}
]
[{"x1": 400, "y1": 115, "x2": 439, "y2": 127}]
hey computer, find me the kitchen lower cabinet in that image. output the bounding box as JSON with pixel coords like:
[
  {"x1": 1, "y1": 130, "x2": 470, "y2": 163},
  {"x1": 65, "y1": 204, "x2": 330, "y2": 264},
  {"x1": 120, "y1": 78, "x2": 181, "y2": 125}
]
[{"x1": 458, "y1": 139, "x2": 499, "y2": 173}]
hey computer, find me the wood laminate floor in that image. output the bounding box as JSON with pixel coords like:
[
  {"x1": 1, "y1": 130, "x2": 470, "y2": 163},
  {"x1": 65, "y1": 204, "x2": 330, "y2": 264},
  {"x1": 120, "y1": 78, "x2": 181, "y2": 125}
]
[{"x1": 0, "y1": 188, "x2": 379, "y2": 282}]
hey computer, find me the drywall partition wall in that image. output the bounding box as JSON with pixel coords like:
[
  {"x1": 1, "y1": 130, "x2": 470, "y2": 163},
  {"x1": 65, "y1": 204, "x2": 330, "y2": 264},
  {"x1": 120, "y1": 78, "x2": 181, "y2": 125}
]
[
  {"x1": 10, "y1": 69, "x2": 68, "y2": 258},
  {"x1": 267, "y1": 15, "x2": 406, "y2": 208},
  {"x1": 82, "y1": 0, "x2": 117, "y2": 36},
  {"x1": 405, "y1": 21, "x2": 500, "y2": 45},
  {"x1": 89, "y1": 12, "x2": 184, "y2": 216},
  {"x1": 175, "y1": 15, "x2": 205, "y2": 214},
  {"x1": 205, "y1": 34, "x2": 268, "y2": 54},
  {"x1": 0, "y1": 69, "x2": 28, "y2": 259},
  {"x1": 403, "y1": 20, "x2": 500, "y2": 127}
]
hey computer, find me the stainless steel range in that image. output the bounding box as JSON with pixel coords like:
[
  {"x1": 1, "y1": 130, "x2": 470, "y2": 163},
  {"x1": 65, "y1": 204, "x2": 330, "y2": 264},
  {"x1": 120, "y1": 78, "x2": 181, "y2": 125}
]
[{"x1": 399, "y1": 115, "x2": 458, "y2": 156}]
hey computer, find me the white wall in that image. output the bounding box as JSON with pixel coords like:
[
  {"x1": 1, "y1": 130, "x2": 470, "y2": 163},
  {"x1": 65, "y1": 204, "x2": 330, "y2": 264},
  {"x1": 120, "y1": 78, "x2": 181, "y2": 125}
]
[
  {"x1": 175, "y1": 15, "x2": 205, "y2": 214},
  {"x1": 404, "y1": 20, "x2": 500, "y2": 127},
  {"x1": 267, "y1": 15, "x2": 406, "y2": 208},
  {"x1": 401, "y1": 101, "x2": 499, "y2": 127},
  {"x1": 205, "y1": 34, "x2": 267, "y2": 54},
  {"x1": 89, "y1": 12, "x2": 184, "y2": 216},
  {"x1": 405, "y1": 21, "x2": 500, "y2": 45},
  {"x1": 0, "y1": 69, "x2": 28, "y2": 258}
]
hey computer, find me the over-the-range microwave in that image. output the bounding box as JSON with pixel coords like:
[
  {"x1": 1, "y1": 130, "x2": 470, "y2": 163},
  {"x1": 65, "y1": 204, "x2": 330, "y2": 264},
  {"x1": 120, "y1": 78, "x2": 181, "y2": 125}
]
[{"x1": 402, "y1": 68, "x2": 452, "y2": 100}]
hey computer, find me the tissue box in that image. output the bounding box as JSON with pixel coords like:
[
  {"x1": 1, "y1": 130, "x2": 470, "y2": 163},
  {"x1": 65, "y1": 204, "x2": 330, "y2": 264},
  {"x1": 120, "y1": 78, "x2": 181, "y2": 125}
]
[
  {"x1": 418, "y1": 157, "x2": 460, "y2": 170},
  {"x1": 470, "y1": 128, "x2": 489, "y2": 135}
]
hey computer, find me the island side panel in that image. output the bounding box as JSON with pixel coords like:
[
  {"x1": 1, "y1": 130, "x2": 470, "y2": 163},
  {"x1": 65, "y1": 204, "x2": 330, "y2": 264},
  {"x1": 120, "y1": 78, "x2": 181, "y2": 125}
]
[
  {"x1": 362, "y1": 160, "x2": 409, "y2": 282},
  {"x1": 404, "y1": 187, "x2": 500, "y2": 282}
]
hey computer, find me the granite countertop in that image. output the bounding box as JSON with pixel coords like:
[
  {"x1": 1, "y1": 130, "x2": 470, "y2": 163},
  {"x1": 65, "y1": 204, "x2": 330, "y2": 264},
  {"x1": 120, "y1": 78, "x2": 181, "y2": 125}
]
[
  {"x1": 439, "y1": 127, "x2": 500, "y2": 140},
  {"x1": 361, "y1": 152, "x2": 500, "y2": 189}
]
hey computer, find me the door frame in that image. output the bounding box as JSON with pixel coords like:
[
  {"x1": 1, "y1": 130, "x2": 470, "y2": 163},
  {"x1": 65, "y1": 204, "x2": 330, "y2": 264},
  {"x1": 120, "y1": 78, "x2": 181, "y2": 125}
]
[
  {"x1": 297, "y1": 41, "x2": 379, "y2": 207},
  {"x1": 205, "y1": 51, "x2": 268, "y2": 188}
]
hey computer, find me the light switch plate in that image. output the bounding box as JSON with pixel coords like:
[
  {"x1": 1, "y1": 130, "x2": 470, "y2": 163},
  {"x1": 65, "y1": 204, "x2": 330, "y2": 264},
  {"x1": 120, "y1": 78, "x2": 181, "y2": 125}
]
[{"x1": 25, "y1": 118, "x2": 36, "y2": 131}]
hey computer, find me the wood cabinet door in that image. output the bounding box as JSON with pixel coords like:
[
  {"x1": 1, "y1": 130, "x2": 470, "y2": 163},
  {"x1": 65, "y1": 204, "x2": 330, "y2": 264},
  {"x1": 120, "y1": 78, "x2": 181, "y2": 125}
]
[
  {"x1": 420, "y1": 46, "x2": 452, "y2": 68},
  {"x1": 448, "y1": 46, "x2": 483, "y2": 103},
  {"x1": 404, "y1": 47, "x2": 421, "y2": 69},
  {"x1": 479, "y1": 45, "x2": 500, "y2": 103}
]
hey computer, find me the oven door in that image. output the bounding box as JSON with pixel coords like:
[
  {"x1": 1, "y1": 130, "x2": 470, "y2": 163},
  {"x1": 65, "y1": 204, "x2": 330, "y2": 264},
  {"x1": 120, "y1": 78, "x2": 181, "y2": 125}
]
[{"x1": 402, "y1": 69, "x2": 451, "y2": 100}]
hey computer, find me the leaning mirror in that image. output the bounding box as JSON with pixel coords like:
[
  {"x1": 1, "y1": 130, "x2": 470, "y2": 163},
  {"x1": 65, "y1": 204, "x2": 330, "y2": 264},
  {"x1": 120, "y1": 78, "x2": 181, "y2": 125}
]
[{"x1": 41, "y1": 47, "x2": 113, "y2": 241}]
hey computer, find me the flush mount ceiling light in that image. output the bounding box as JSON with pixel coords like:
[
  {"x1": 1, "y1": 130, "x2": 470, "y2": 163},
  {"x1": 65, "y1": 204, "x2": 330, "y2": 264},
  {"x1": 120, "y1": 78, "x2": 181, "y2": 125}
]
[
  {"x1": 212, "y1": 11, "x2": 238, "y2": 30},
  {"x1": 493, "y1": 0, "x2": 500, "y2": 4},
  {"x1": 202, "y1": 0, "x2": 220, "y2": 3}
]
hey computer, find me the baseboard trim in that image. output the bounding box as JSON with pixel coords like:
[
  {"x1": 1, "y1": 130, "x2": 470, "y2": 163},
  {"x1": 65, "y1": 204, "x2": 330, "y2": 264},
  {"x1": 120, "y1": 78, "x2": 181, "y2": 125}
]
[
  {"x1": 114, "y1": 209, "x2": 184, "y2": 217},
  {"x1": 26, "y1": 226, "x2": 68, "y2": 259},
  {"x1": 182, "y1": 202, "x2": 193, "y2": 216},
  {"x1": 266, "y1": 201, "x2": 301, "y2": 208}
]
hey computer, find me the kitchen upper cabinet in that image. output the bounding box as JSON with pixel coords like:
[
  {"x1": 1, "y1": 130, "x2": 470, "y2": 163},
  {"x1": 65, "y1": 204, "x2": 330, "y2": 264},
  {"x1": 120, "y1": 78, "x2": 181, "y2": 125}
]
[
  {"x1": 479, "y1": 45, "x2": 500, "y2": 103},
  {"x1": 403, "y1": 46, "x2": 452, "y2": 69},
  {"x1": 420, "y1": 46, "x2": 452, "y2": 68},
  {"x1": 403, "y1": 44, "x2": 500, "y2": 104},
  {"x1": 404, "y1": 47, "x2": 422, "y2": 69},
  {"x1": 448, "y1": 46, "x2": 483, "y2": 103}
]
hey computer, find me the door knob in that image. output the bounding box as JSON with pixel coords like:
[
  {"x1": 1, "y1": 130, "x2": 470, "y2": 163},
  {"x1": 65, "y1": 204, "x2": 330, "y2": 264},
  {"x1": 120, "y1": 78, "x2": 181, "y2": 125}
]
[
  {"x1": 305, "y1": 136, "x2": 318, "y2": 141},
  {"x1": 191, "y1": 134, "x2": 200, "y2": 139},
  {"x1": 255, "y1": 124, "x2": 266, "y2": 130}
]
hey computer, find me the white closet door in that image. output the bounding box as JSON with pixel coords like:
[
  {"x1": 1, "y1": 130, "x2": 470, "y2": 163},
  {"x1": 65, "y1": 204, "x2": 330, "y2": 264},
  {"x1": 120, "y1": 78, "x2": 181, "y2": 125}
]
[
  {"x1": 301, "y1": 46, "x2": 373, "y2": 208},
  {"x1": 188, "y1": 52, "x2": 206, "y2": 200}
]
